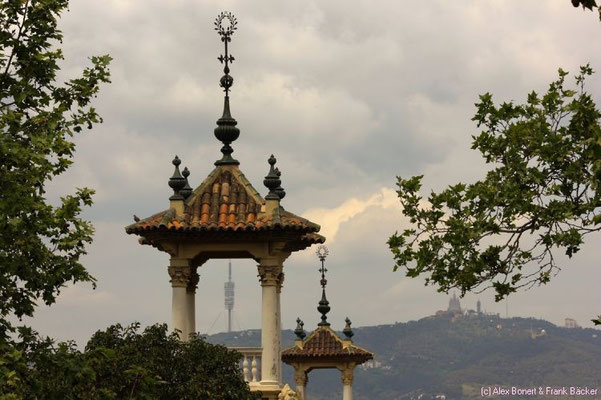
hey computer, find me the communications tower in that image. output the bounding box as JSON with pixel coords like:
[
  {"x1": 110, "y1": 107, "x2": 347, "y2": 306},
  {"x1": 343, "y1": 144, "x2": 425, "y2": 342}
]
[{"x1": 224, "y1": 260, "x2": 235, "y2": 332}]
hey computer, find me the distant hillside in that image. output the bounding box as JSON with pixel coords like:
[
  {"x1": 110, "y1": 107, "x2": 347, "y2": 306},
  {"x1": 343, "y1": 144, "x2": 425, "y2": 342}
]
[{"x1": 205, "y1": 313, "x2": 601, "y2": 400}]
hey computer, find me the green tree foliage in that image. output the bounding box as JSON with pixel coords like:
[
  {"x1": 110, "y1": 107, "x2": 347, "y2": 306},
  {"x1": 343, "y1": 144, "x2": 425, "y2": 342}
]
[
  {"x1": 388, "y1": 66, "x2": 601, "y2": 322},
  {"x1": 0, "y1": 0, "x2": 111, "y2": 337},
  {"x1": 0, "y1": 323, "x2": 258, "y2": 400}
]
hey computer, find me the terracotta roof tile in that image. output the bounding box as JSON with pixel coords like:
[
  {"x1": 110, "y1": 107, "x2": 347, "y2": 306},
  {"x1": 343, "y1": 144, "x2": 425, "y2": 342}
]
[{"x1": 125, "y1": 165, "x2": 323, "y2": 238}]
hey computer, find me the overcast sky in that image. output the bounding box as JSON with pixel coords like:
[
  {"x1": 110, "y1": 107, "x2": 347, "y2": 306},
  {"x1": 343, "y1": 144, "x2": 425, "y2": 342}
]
[{"x1": 23, "y1": 0, "x2": 601, "y2": 345}]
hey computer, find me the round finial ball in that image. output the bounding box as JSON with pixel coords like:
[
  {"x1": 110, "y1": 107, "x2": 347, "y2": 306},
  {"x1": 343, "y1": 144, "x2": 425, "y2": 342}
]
[
  {"x1": 182, "y1": 167, "x2": 190, "y2": 178},
  {"x1": 220, "y1": 74, "x2": 234, "y2": 89},
  {"x1": 172, "y1": 156, "x2": 181, "y2": 167},
  {"x1": 268, "y1": 154, "x2": 276, "y2": 166}
]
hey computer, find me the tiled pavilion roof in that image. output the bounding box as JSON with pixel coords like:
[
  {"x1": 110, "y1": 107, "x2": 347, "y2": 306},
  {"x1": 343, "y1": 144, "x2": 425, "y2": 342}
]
[
  {"x1": 281, "y1": 326, "x2": 374, "y2": 364},
  {"x1": 125, "y1": 165, "x2": 324, "y2": 248}
]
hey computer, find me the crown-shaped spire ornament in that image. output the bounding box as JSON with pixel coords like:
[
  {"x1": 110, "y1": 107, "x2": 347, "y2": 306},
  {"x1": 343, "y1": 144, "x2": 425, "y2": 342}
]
[
  {"x1": 168, "y1": 156, "x2": 186, "y2": 200},
  {"x1": 316, "y1": 245, "x2": 331, "y2": 326},
  {"x1": 214, "y1": 11, "x2": 240, "y2": 166}
]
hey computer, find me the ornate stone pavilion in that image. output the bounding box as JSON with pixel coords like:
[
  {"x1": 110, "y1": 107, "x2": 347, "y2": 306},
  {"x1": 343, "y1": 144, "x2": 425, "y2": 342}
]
[
  {"x1": 125, "y1": 12, "x2": 324, "y2": 399},
  {"x1": 282, "y1": 247, "x2": 374, "y2": 400}
]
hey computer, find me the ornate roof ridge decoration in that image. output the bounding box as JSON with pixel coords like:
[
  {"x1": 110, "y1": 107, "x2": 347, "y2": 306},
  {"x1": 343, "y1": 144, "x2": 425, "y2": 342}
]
[
  {"x1": 214, "y1": 11, "x2": 240, "y2": 166},
  {"x1": 281, "y1": 324, "x2": 374, "y2": 362},
  {"x1": 125, "y1": 163, "x2": 325, "y2": 250}
]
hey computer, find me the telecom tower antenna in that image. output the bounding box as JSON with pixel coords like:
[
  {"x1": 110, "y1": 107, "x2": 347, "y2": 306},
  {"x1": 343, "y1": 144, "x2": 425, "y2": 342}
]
[{"x1": 224, "y1": 260, "x2": 235, "y2": 332}]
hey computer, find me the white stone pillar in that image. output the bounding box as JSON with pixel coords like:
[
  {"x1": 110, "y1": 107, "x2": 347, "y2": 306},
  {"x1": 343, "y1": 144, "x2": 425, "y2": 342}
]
[
  {"x1": 186, "y1": 270, "x2": 199, "y2": 337},
  {"x1": 276, "y1": 272, "x2": 284, "y2": 385},
  {"x1": 342, "y1": 368, "x2": 354, "y2": 400},
  {"x1": 258, "y1": 260, "x2": 283, "y2": 387},
  {"x1": 168, "y1": 258, "x2": 192, "y2": 341}
]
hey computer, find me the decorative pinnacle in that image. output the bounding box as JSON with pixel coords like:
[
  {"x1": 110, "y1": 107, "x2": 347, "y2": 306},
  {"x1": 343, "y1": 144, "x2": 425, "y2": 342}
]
[
  {"x1": 214, "y1": 11, "x2": 240, "y2": 166},
  {"x1": 264, "y1": 155, "x2": 283, "y2": 200},
  {"x1": 316, "y1": 245, "x2": 330, "y2": 326},
  {"x1": 343, "y1": 317, "x2": 354, "y2": 339},
  {"x1": 294, "y1": 318, "x2": 306, "y2": 340},
  {"x1": 180, "y1": 167, "x2": 193, "y2": 199},
  {"x1": 274, "y1": 169, "x2": 286, "y2": 200},
  {"x1": 168, "y1": 156, "x2": 186, "y2": 200}
]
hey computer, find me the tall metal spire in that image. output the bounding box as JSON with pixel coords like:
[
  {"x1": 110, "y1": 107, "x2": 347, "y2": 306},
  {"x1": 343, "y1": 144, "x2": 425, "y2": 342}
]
[
  {"x1": 213, "y1": 11, "x2": 240, "y2": 166},
  {"x1": 316, "y1": 245, "x2": 330, "y2": 326}
]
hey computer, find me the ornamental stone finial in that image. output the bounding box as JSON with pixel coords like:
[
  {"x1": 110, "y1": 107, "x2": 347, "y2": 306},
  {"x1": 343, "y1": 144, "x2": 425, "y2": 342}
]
[
  {"x1": 180, "y1": 167, "x2": 193, "y2": 199},
  {"x1": 343, "y1": 317, "x2": 354, "y2": 339},
  {"x1": 264, "y1": 155, "x2": 282, "y2": 200},
  {"x1": 294, "y1": 317, "x2": 306, "y2": 340},
  {"x1": 168, "y1": 156, "x2": 186, "y2": 200}
]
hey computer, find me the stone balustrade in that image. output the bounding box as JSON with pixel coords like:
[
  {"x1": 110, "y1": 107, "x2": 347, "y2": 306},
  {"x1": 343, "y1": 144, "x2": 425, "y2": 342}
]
[{"x1": 230, "y1": 347, "x2": 262, "y2": 384}]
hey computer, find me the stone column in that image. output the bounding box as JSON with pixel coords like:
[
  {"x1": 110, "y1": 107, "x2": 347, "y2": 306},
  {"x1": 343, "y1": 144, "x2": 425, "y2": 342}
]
[
  {"x1": 341, "y1": 368, "x2": 354, "y2": 400},
  {"x1": 168, "y1": 258, "x2": 192, "y2": 341},
  {"x1": 258, "y1": 260, "x2": 283, "y2": 387},
  {"x1": 294, "y1": 369, "x2": 308, "y2": 400},
  {"x1": 275, "y1": 271, "x2": 284, "y2": 385},
  {"x1": 186, "y1": 269, "x2": 199, "y2": 338}
]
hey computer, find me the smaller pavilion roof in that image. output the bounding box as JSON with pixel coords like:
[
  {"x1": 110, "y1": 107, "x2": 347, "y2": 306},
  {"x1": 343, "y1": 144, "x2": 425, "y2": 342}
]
[{"x1": 281, "y1": 325, "x2": 374, "y2": 364}]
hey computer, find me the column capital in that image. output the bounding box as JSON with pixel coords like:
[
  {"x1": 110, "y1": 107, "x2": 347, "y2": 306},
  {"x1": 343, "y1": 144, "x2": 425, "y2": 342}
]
[
  {"x1": 168, "y1": 258, "x2": 193, "y2": 288},
  {"x1": 257, "y1": 262, "x2": 283, "y2": 287},
  {"x1": 168, "y1": 266, "x2": 191, "y2": 287},
  {"x1": 276, "y1": 271, "x2": 285, "y2": 293},
  {"x1": 187, "y1": 270, "x2": 200, "y2": 292},
  {"x1": 294, "y1": 369, "x2": 308, "y2": 386},
  {"x1": 341, "y1": 368, "x2": 354, "y2": 385}
]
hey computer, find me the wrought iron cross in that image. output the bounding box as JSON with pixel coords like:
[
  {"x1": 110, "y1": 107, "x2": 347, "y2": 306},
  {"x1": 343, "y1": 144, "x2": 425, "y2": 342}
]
[
  {"x1": 215, "y1": 11, "x2": 237, "y2": 97},
  {"x1": 316, "y1": 245, "x2": 329, "y2": 289}
]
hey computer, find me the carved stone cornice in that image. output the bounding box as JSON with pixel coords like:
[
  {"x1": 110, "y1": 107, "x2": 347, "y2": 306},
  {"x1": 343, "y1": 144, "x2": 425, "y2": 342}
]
[
  {"x1": 168, "y1": 265, "x2": 192, "y2": 288},
  {"x1": 258, "y1": 263, "x2": 283, "y2": 287}
]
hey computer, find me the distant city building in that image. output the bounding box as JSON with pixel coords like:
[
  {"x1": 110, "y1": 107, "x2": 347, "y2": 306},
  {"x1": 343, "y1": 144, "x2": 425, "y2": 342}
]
[
  {"x1": 476, "y1": 299, "x2": 481, "y2": 314},
  {"x1": 565, "y1": 318, "x2": 580, "y2": 329},
  {"x1": 448, "y1": 293, "x2": 462, "y2": 313}
]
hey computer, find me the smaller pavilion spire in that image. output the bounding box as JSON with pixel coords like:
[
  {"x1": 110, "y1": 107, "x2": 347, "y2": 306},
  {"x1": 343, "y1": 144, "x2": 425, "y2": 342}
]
[
  {"x1": 316, "y1": 245, "x2": 331, "y2": 326},
  {"x1": 264, "y1": 155, "x2": 282, "y2": 200},
  {"x1": 214, "y1": 11, "x2": 240, "y2": 166},
  {"x1": 180, "y1": 167, "x2": 193, "y2": 199},
  {"x1": 294, "y1": 317, "x2": 306, "y2": 340},
  {"x1": 168, "y1": 156, "x2": 186, "y2": 200}
]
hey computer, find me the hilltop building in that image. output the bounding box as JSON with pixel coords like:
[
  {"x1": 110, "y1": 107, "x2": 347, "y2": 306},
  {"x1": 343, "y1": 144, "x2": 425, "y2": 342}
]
[
  {"x1": 448, "y1": 293, "x2": 462, "y2": 313},
  {"x1": 565, "y1": 318, "x2": 580, "y2": 329}
]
